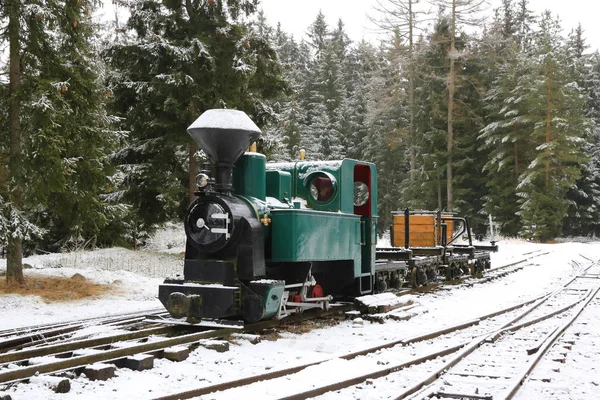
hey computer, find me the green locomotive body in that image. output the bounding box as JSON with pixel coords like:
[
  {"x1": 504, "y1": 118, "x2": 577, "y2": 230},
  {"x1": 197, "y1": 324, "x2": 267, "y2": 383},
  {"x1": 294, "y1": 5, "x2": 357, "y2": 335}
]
[{"x1": 158, "y1": 110, "x2": 378, "y2": 323}]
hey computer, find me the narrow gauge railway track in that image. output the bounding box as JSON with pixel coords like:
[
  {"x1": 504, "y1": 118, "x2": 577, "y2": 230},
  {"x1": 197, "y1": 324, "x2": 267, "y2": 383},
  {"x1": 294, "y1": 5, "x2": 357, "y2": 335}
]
[
  {"x1": 395, "y1": 261, "x2": 600, "y2": 400},
  {"x1": 0, "y1": 309, "x2": 168, "y2": 353},
  {"x1": 150, "y1": 257, "x2": 597, "y2": 400},
  {"x1": 0, "y1": 250, "x2": 550, "y2": 396},
  {"x1": 0, "y1": 308, "x2": 165, "y2": 339},
  {"x1": 151, "y1": 295, "x2": 547, "y2": 400},
  {"x1": 396, "y1": 249, "x2": 551, "y2": 296},
  {"x1": 0, "y1": 304, "x2": 354, "y2": 388}
]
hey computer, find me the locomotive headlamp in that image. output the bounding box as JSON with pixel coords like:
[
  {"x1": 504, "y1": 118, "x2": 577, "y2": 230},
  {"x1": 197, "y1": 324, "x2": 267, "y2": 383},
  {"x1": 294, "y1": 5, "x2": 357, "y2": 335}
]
[{"x1": 196, "y1": 173, "x2": 210, "y2": 188}]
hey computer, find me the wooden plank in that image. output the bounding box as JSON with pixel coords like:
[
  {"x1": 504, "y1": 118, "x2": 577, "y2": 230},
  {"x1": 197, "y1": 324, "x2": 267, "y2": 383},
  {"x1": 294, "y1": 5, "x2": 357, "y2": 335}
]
[{"x1": 392, "y1": 215, "x2": 435, "y2": 225}]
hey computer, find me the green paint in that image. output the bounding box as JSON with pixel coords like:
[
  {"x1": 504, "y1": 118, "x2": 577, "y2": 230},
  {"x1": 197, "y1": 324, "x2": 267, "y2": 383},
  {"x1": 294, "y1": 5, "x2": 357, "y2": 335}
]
[
  {"x1": 266, "y1": 170, "x2": 292, "y2": 203},
  {"x1": 233, "y1": 153, "x2": 266, "y2": 201},
  {"x1": 270, "y1": 209, "x2": 362, "y2": 263},
  {"x1": 263, "y1": 284, "x2": 285, "y2": 318}
]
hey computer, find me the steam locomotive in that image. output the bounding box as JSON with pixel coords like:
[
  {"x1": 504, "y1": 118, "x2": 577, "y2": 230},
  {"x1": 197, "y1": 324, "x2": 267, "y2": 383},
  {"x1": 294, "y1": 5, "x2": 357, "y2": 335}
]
[{"x1": 158, "y1": 109, "x2": 497, "y2": 324}]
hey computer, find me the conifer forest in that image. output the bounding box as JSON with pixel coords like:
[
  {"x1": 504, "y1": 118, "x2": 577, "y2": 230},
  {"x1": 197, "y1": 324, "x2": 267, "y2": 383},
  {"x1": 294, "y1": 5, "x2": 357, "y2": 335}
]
[{"x1": 1, "y1": 0, "x2": 600, "y2": 281}]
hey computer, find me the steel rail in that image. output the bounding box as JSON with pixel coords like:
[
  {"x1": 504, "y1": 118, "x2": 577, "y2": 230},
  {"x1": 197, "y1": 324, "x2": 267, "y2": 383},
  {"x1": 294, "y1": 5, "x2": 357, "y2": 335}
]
[
  {"x1": 0, "y1": 308, "x2": 165, "y2": 338},
  {"x1": 0, "y1": 326, "x2": 177, "y2": 364},
  {"x1": 0, "y1": 304, "x2": 354, "y2": 385},
  {"x1": 395, "y1": 261, "x2": 600, "y2": 400},
  {"x1": 503, "y1": 285, "x2": 600, "y2": 400},
  {"x1": 0, "y1": 309, "x2": 167, "y2": 352},
  {"x1": 152, "y1": 296, "x2": 543, "y2": 400}
]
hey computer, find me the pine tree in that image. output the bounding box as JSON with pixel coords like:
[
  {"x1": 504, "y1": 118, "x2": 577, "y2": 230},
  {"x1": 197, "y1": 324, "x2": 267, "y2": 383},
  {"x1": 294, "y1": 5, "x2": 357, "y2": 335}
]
[
  {"x1": 343, "y1": 40, "x2": 379, "y2": 160},
  {"x1": 270, "y1": 29, "x2": 309, "y2": 160},
  {"x1": 480, "y1": 50, "x2": 534, "y2": 235},
  {"x1": 516, "y1": 12, "x2": 589, "y2": 241},
  {"x1": 430, "y1": 0, "x2": 488, "y2": 212},
  {"x1": 105, "y1": 0, "x2": 286, "y2": 231},
  {"x1": 562, "y1": 26, "x2": 600, "y2": 236},
  {"x1": 371, "y1": 0, "x2": 427, "y2": 179},
  {"x1": 1, "y1": 0, "x2": 116, "y2": 281},
  {"x1": 365, "y1": 40, "x2": 410, "y2": 231},
  {"x1": 406, "y1": 13, "x2": 453, "y2": 211}
]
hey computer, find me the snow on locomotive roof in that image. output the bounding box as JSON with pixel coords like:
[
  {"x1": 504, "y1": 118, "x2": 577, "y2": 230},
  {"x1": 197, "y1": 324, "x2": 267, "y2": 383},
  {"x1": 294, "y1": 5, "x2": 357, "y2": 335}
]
[
  {"x1": 188, "y1": 108, "x2": 261, "y2": 133},
  {"x1": 267, "y1": 160, "x2": 344, "y2": 170}
]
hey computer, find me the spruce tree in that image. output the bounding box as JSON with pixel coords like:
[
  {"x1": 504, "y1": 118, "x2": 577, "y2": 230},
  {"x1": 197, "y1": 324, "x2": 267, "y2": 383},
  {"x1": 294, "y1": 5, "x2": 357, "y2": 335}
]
[
  {"x1": 516, "y1": 12, "x2": 589, "y2": 241},
  {"x1": 105, "y1": 0, "x2": 286, "y2": 231},
  {"x1": 1, "y1": 0, "x2": 116, "y2": 281},
  {"x1": 480, "y1": 50, "x2": 535, "y2": 235},
  {"x1": 562, "y1": 26, "x2": 600, "y2": 236}
]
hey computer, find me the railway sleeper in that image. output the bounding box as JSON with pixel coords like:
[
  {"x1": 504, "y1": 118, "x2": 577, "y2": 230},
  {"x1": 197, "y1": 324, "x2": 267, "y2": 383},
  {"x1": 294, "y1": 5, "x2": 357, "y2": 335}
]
[{"x1": 78, "y1": 345, "x2": 195, "y2": 382}]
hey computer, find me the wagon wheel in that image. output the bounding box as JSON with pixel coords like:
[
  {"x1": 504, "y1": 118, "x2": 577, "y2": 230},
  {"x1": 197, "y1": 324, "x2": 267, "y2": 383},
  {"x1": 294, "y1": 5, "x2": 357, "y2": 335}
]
[
  {"x1": 410, "y1": 267, "x2": 419, "y2": 289},
  {"x1": 445, "y1": 265, "x2": 453, "y2": 281},
  {"x1": 461, "y1": 263, "x2": 470, "y2": 276},
  {"x1": 426, "y1": 267, "x2": 438, "y2": 283}
]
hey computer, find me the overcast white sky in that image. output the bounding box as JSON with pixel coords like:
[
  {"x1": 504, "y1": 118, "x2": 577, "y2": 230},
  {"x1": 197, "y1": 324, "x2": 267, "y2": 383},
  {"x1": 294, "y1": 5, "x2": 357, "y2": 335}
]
[{"x1": 259, "y1": 0, "x2": 600, "y2": 52}]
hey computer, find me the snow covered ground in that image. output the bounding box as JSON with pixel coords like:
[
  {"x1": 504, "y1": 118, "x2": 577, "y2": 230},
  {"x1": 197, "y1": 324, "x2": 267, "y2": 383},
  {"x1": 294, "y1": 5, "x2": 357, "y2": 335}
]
[{"x1": 1, "y1": 230, "x2": 599, "y2": 399}]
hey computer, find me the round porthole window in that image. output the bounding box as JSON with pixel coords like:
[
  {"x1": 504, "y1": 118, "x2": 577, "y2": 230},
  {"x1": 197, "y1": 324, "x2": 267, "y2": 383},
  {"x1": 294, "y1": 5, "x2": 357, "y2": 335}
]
[
  {"x1": 309, "y1": 176, "x2": 335, "y2": 202},
  {"x1": 354, "y1": 182, "x2": 369, "y2": 206}
]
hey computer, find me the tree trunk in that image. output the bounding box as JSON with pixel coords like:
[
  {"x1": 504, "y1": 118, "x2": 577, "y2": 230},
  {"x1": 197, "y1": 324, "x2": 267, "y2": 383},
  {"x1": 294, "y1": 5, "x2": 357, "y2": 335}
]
[
  {"x1": 408, "y1": 0, "x2": 416, "y2": 179},
  {"x1": 545, "y1": 71, "x2": 552, "y2": 186},
  {"x1": 188, "y1": 141, "x2": 198, "y2": 202},
  {"x1": 446, "y1": 0, "x2": 457, "y2": 212},
  {"x1": 514, "y1": 123, "x2": 519, "y2": 179},
  {"x1": 7, "y1": 0, "x2": 24, "y2": 284},
  {"x1": 514, "y1": 140, "x2": 519, "y2": 179}
]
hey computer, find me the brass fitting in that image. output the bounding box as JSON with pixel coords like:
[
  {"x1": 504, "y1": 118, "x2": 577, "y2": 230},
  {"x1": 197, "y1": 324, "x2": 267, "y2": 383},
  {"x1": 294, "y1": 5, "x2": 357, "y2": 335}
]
[{"x1": 260, "y1": 213, "x2": 271, "y2": 227}]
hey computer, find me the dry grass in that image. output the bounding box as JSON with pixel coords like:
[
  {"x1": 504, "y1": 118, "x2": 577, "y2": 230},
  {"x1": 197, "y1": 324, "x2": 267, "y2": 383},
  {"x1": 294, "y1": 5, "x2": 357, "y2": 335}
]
[
  {"x1": 279, "y1": 317, "x2": 342, "y2": 335},
  {"x1": 0, "y1": 274, "x2": 114, "y2": 302}
]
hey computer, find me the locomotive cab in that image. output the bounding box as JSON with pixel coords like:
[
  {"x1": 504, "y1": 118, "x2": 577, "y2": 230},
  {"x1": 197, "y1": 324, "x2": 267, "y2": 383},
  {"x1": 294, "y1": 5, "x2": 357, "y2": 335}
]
[{"x1": 265, "y1": 158, "x2": 378, "y2": 299}]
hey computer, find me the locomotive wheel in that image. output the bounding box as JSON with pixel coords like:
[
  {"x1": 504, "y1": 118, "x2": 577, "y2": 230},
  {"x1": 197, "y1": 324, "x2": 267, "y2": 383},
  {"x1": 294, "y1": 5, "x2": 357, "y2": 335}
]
[
  {"x1": 447, "y1": 262, "x2": 457, "y2": 280},
  {"x1": 410, "y1": 267, "x2": 418, "y2": 289},
  {"x1": 310, "y1": 284, "x2": 324, "y2": 298},
  {"x1": 390, "y1": 271, "x2": 401, "y2": 289}
]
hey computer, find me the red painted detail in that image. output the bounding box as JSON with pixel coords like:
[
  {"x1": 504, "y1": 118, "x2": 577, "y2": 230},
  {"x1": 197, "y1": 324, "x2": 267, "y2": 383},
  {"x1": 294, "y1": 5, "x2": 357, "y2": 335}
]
[
  {"x1": 310, "y1": 284, "x2": 324, "y2": 298},
  {"x1": 289, "y1": 293, "x2": 302, "y2": 303},
  {"x1": 354, "y1": 164, "x2": 371, "y2": 216}
]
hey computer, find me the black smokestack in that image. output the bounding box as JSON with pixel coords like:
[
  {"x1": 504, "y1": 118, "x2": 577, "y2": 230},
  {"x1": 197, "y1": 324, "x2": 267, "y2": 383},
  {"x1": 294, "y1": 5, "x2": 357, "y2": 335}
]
[{"x1": 187, "y1": 109, "x2": 261, "y2": 191}]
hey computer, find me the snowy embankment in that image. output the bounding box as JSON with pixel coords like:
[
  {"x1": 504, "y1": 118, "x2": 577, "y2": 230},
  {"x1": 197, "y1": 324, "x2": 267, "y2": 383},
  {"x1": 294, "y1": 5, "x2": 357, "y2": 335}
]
[
  {"x1": 0, "y1": 231, "x2": 593, "y2": 331},
  {"x1": 0, "y1": 224, "x2": 186, "y2": 330},
  {"x1": 0, "y1": 229, "x2": 599, "y2": 399}
]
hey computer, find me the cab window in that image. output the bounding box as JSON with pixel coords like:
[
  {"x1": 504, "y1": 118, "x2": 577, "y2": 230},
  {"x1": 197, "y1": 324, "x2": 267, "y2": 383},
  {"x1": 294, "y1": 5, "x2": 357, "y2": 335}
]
[
  {"x1": 354, "y1": 181, "x2": 369, "y2": 206},
  {"x1": 309, "y1": 176, "x2": 335, "y2": 202}
]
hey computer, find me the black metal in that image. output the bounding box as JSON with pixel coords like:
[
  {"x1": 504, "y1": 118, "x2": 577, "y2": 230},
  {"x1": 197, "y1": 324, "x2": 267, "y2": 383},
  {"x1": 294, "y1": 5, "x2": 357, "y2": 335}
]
[
  {"x1": 187, "y1": 110, "x2": 261, "y2": 192},
  {"x1": 404, "y1": 208, "x2": 410, "y2": 249},
  {"x1": 183, "y1": 260, "x2": 236, "y2": 286},
  {"x1": 376, "y1": 248, "x2": 412, "y2": 261},
  {"x1": 158, "y1": 283, "x2": 239, "y2": 320},
  {"x1": 441, "y1": 216, "x2": 467, "y2": 246},
  {"x1": 437, "y1": 210, "x2": 442, "y2": 245},
  {"x1": 464, "y1": 216, "x2": 474, "y2": 245},
  {"x1": 441, "y1": 224, "x2": 448, "y2": 246}
]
